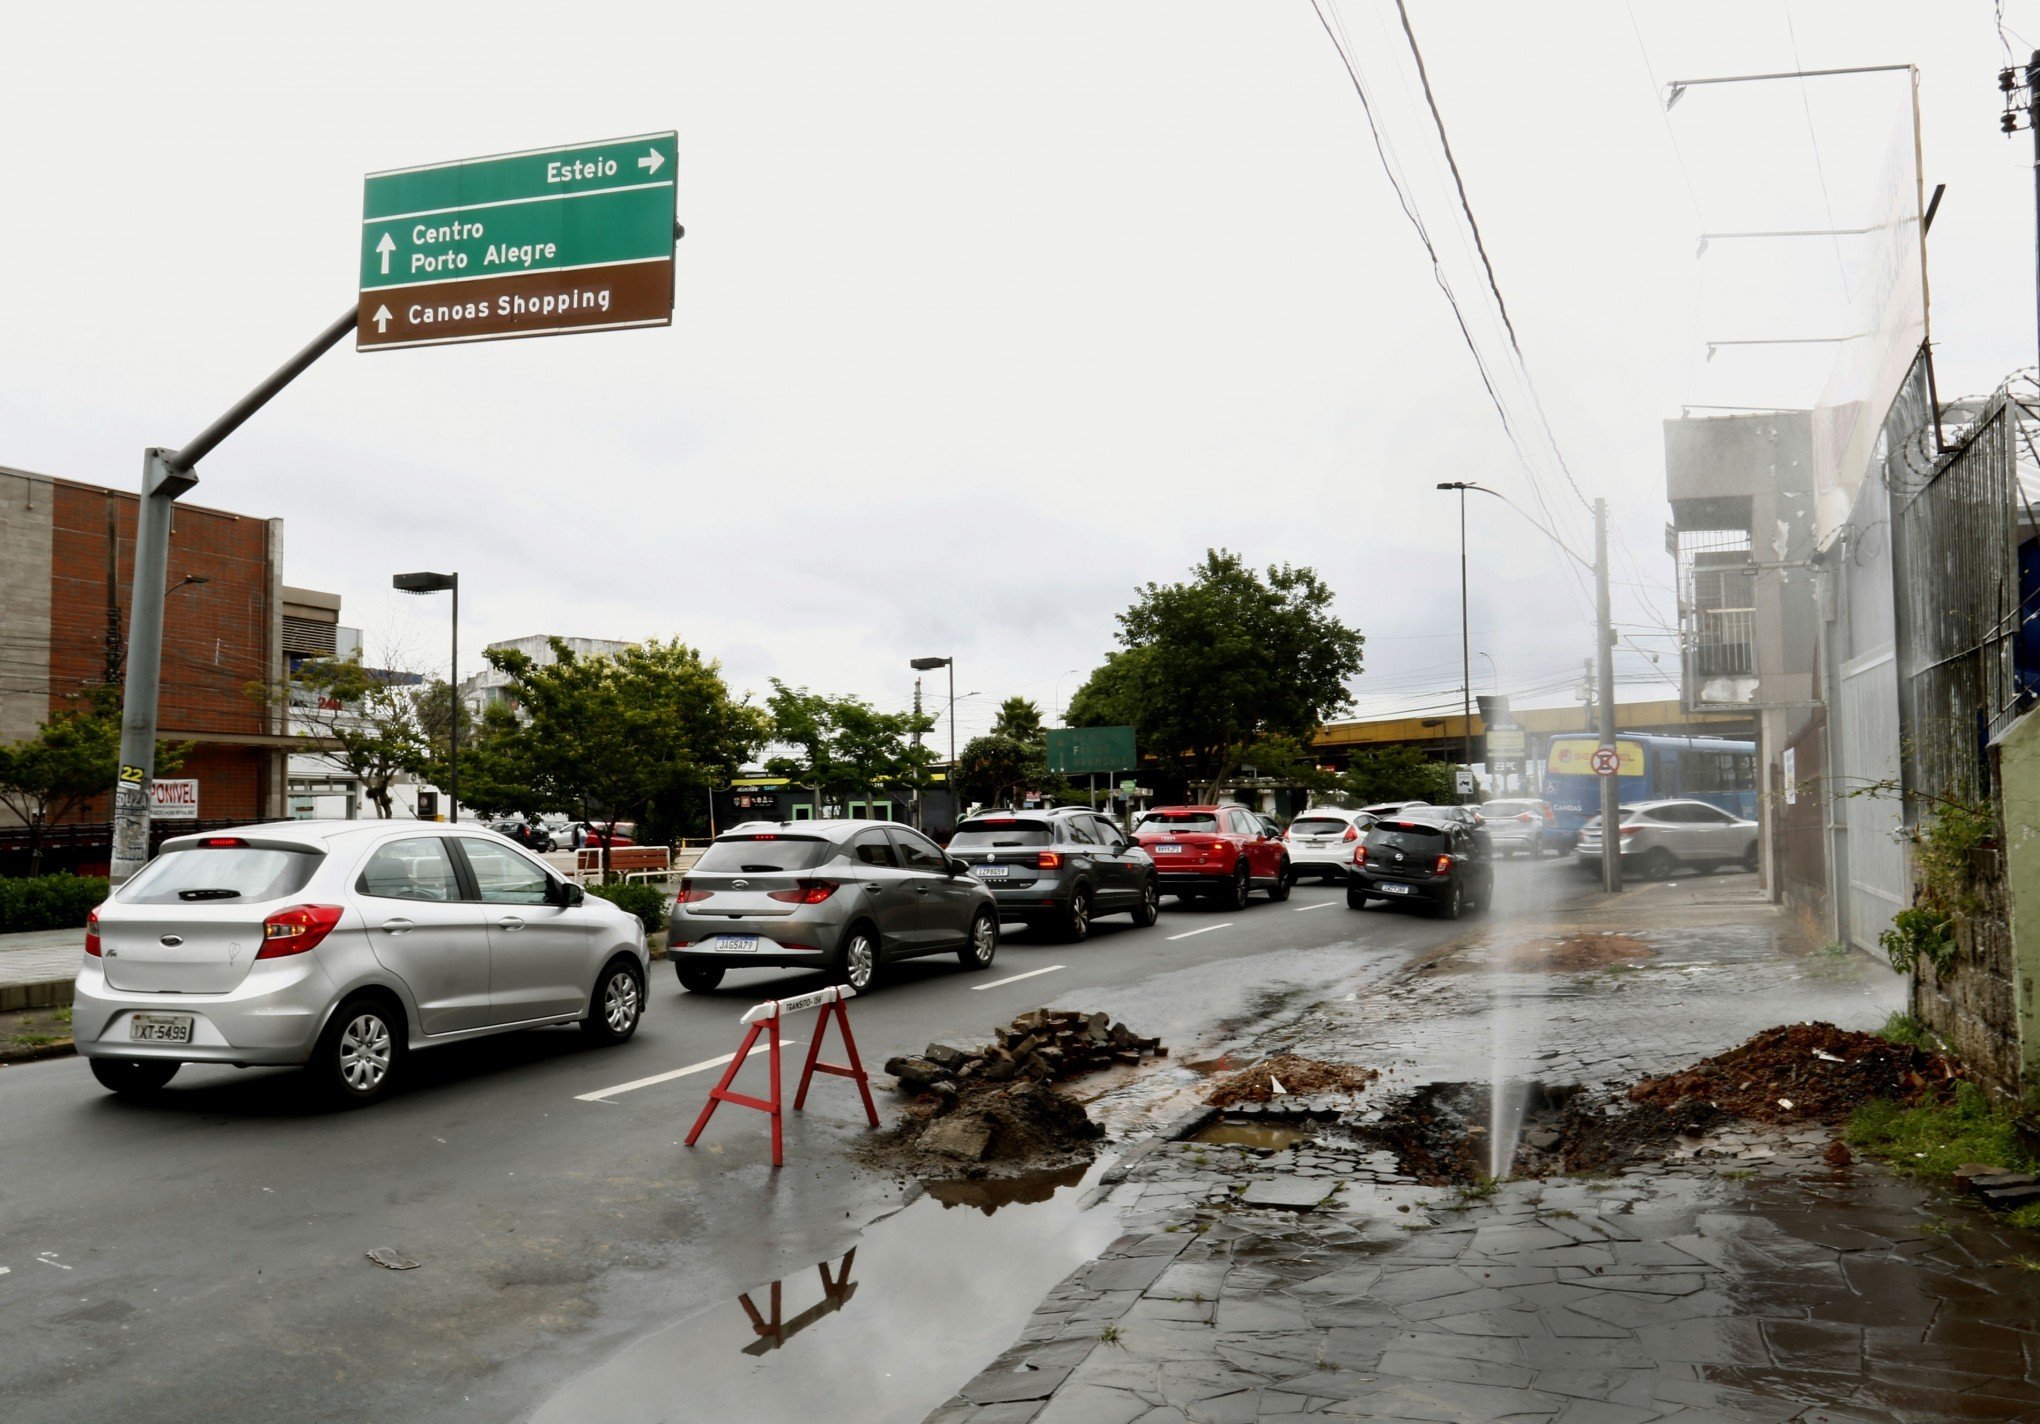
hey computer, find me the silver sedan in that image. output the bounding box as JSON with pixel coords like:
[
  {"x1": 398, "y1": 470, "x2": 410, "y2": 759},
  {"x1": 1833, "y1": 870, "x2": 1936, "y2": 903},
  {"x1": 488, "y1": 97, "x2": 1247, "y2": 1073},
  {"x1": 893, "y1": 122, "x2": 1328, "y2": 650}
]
[
  {"x1": 669, "y1": 820, "x2": 999, "y2": 994},
  {"x1": 74, "y1": 822, "x2": 648, "y2": 1105}
]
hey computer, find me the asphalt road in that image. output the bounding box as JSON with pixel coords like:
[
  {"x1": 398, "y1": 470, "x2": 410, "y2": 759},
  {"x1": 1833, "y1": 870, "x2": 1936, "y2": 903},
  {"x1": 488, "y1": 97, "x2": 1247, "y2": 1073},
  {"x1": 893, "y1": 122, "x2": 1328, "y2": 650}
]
[{"x1": 0, "y1": 858, "x2": 1604, "y2": 1423}]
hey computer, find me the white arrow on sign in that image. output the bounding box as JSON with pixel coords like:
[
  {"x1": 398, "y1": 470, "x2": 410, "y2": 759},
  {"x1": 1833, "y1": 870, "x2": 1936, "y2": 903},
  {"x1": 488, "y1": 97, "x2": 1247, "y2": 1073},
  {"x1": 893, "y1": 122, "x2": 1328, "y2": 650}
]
[
  {"x1": 376, "y1": 231, "x2": 396, "y2": 274},
  {"x1": 637, "y1": 148, "x2": 665, "y2": 176},
  {"x1": 372, "y1": 305, "x2": 393, "y2": 334}
]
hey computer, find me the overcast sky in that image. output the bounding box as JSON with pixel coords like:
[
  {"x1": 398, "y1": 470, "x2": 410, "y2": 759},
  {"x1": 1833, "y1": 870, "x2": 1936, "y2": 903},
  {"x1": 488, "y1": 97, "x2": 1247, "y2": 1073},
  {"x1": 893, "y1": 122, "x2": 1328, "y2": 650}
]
[{"x1": 4, "y1": 2, "x2": 2034, "y2": 750}]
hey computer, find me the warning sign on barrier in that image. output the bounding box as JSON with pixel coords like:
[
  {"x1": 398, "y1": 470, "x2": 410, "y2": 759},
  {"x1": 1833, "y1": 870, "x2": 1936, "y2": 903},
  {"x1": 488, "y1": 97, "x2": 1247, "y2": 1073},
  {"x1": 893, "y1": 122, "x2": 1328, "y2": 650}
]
[{"x1": 685, "y1": 984, "x2": 878, "y2": 1167}]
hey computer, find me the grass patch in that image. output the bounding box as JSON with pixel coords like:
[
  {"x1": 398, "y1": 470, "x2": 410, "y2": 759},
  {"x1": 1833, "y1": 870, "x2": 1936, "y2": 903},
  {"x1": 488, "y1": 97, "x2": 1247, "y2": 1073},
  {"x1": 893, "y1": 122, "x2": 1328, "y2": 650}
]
[
  {"x1": 1454, "y1": 1174, "x2": 1503, "y2": 1203},
  {"x1": 1718, "y1": 1168, "x2": 1758, "y2": 1181},
  {"x1": 1878, "y1": 1012, "x2": 1930, "y2": 1048},
  {"x1": 1097, "y1": 1324, "x2": 1124, "y2": 1347},
  {"x1": 1843, "y1": 1082, "x2": 2034, "y2": 1181},
  {"x1": 2010, "y1": 1256, "x2": 2040, "y2": 1273}
]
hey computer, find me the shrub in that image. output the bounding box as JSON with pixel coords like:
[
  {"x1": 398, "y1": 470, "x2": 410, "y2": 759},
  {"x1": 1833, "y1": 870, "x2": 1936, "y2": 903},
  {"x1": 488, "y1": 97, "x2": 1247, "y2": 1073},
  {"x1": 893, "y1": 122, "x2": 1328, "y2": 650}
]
[
  {"x1": 588, "y1": 881, "x2": 668, "y2": 934},
  {"x1": 0, "y1": 874, "x2": 110, "y2": 934}
]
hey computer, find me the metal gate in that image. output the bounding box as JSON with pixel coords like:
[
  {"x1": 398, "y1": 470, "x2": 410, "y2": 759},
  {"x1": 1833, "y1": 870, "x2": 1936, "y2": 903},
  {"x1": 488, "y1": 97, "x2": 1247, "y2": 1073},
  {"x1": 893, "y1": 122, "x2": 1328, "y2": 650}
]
[{"x1": 1836, "y1": 648, "x2": 1905, "y2": 953}]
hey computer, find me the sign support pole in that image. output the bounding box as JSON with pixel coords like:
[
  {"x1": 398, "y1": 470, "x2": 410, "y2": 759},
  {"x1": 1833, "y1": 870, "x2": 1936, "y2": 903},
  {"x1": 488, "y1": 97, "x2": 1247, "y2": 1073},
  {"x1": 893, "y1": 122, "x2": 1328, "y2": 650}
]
[{"x1": 111, "y1": 306, "x2": 357, "y2": 883}]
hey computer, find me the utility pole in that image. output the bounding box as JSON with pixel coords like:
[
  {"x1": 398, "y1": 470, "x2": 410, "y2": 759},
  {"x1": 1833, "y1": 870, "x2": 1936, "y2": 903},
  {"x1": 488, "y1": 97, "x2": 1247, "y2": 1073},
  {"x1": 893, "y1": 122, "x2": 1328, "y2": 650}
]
[
  {"x1": 1435, "y1": 481, "x2": 1475, "y2": 802},
  {"x1": 911, "y1": 676, "x2": 925, "y2": 828},
  {"x1": 1595, "y1": 498, "x2": 1621, "y2": 895},
  {"x1": 110, "y1": 308, "x2": 357, "y2": 882}
]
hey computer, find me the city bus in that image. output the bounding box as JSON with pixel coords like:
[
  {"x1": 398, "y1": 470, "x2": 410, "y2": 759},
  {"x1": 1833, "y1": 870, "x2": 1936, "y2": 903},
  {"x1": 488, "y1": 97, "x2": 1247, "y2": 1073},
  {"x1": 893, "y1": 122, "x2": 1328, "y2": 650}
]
[{"x1": 1540, "y1": 733, "x2": 1758, "y2": 846}]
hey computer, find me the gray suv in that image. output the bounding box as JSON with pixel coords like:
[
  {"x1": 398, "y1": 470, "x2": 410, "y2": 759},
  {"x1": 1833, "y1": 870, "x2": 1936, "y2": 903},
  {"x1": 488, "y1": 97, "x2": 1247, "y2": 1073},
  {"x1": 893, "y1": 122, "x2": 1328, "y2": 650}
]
[
  {"x1": 670, "y1": 821, "x2": 998, "y2": 994},
  {"x1": 948, "y1": 807, "x2": 1161, "y2": 941}
]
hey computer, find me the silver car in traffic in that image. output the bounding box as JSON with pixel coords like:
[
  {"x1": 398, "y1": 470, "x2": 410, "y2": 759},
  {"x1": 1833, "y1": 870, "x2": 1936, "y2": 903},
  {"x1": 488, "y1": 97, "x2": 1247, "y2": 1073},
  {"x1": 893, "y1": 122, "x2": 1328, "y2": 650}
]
[
  {"x1": 669, "y1": 820, "x2": 999, "y2": 994},
  {"x1": 1574, "y1": 799, "x2": 1760, "y2": 879},
  {"x1": 74, "y1": 822, "x2": 648, "y2": 1104}
]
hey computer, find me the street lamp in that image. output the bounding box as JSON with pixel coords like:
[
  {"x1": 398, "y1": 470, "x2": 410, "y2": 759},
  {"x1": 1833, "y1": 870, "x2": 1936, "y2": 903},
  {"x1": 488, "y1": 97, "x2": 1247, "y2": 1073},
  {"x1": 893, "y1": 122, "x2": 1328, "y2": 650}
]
[
  {"x1": 909, "y1": 656, "x2": 954, "y2": 824},
  {"x1": 1434, "y1": 481, "x2": 1620, "y2": 894},
  {"x1": 394, "y1": 571, "x2": 459, "y2": 823},
  {"x1": 1435, "y1": 483, "x2": 1475, "y2": 802}
]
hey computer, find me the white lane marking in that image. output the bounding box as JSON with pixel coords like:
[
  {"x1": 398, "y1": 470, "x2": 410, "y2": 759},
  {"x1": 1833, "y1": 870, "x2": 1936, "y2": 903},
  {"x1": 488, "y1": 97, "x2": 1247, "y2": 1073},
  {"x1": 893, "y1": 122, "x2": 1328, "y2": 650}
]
[
  {"x1": 1292, "y1": 900, "x2": 1338, "y2": 912},
  {"x1": 972, "y1": 965, "x2": 1066, "y2": 991},
  {"x1": 36, "y1": 1253, "x2": 71, "y2": 1270},
  {"x1": 574, "y1": 1040, "x2": 796, "y2": 1103},
  {"x1": 1167, "y1": 923, "x2": 1233, "y2": 940},
  {"x1": 0, "y1": 1266, "x2": 10, "y2": 1277}
]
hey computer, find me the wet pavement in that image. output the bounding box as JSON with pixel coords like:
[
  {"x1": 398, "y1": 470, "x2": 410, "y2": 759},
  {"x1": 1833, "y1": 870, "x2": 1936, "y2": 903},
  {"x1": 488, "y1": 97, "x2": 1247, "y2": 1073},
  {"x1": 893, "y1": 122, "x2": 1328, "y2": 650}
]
[{"x1": 926, "y1": 880, "x2": 2040, "y2": 1422}]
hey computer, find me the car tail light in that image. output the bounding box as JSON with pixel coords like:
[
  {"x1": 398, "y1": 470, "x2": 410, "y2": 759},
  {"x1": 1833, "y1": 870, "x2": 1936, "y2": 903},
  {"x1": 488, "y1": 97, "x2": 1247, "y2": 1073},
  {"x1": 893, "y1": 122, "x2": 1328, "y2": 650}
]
[
  {"x1": 1352, "y1": 845, "x2": 1368, "y2": 866},
  {"x1": 1434, "y1": 854, "x2": 1454, "y2": 874},
  {"x1": 1517, "y1": 812, "x2": 1536, "y2": 823},
  {"x1": 1037, "y1": 851, "x2": 1063, "y2": 869},
  {"x1": 84, "y1": 909, "x2": 101, "y2": 957},
  {"x1": 674, "y1": 880, "x2": 715, "y2": 904},
  {"x1": 768, "y1": 880, "x2": 838, "y2": 905},
  {"x1": 257, "y1": 904, "x2": 344, "y2": 959},
  {"x1": 1618, "y1": 825, "x2": 1642, "y2": 839},
  {"x1": 1342, "y1": 825, "x2": 1359, "y2": 841},
  {"x1": 198, "y1": 836, "x2": 247, "y2": 849}
]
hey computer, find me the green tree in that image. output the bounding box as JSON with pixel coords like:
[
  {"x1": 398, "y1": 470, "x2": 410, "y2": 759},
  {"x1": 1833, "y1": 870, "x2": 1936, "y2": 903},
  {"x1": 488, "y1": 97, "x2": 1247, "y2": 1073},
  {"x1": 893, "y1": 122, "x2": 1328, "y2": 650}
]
[
  {"x1": 1069, "y1": 550, "x2": 1364, "y2": 799},
  {"x1": 462, "y1": 639, "x2": 767, "y2": 856},
  {"x1": 956, "y1": 732, "x2": 1040, "y2": 809},
  {"x1": 278, "y1": 655, "x2": 430, "y2": 819},
  {"x1": 764, "y1": 682, "x2": 932, "y2": 816},
  {"x1": 991, "y1": 697, "x2": 1044, "y2": 741},
  {"x1": 1340, "y1": 747, "x2": 1456, "y2": 806},
  {"x1": 0, "y1": 686, "x2": 185, "y2": 873}
]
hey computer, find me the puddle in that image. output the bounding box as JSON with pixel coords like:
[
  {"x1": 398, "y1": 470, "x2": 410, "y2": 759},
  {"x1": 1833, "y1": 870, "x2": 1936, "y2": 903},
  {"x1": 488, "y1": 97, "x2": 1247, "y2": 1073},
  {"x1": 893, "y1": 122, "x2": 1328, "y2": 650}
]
[
  {"x1": 527, "y1": 1161, "x2": 1122, "y2": 1424},
  {"x1": 1188, "y1": 1120, "x2": 1320, "y2": 1152},
  {"x1": 925, "y1": 1162, "x2": 1091, "y2": 1213}
]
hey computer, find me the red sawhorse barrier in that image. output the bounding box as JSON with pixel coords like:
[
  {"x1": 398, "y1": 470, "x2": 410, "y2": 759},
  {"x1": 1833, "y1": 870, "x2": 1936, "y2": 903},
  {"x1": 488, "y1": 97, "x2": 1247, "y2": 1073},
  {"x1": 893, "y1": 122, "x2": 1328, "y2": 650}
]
[{"x1": 684, "y1": 984, "x2": 879, "y2": 1167}]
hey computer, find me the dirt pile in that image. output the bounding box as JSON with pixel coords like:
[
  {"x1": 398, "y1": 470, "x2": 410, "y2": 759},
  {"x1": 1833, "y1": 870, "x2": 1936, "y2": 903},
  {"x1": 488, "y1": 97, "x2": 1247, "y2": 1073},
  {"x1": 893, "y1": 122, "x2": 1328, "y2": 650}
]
[
  {"x1": 1362, "y1": 1080, "x2": 1725, "y2": 1185},
  {"x1": 884, "y1": 1008, "x2": 1165, "y2": 1099},
  {"x1": 1205, "y1": 1055, "x2": 1379, "y2": 1107},
  {"x1": 856, "y1": 1079, "x2": 1103, "y2": 1179},
  {"x1": 1628, "y1": 1022, "x2": 1966, "y2": 1124}
]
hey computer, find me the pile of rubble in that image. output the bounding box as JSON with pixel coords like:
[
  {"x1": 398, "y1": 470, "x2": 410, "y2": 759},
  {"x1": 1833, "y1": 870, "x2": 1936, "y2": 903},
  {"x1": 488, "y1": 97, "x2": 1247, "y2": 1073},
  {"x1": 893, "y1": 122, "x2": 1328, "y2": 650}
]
[{"x1": 883, "y1": 1008, "x2": 1166, "y2": 1105}]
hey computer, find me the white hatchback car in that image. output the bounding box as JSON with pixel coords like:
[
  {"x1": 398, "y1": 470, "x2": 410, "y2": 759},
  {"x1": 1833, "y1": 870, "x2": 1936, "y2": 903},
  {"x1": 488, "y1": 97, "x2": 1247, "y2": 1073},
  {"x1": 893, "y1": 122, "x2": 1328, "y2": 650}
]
[
  {"x1": 1282, "y1": 808, "x2": 1375, "y2": 881},
  {"x1": 74, "y1": 821, "x2": 648, "y2": 1105}
]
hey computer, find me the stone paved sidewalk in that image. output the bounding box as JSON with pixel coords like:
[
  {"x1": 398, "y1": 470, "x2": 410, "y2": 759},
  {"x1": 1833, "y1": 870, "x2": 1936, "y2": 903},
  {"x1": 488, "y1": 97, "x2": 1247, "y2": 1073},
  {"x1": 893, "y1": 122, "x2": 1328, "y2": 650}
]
[
  {"x1": 931, "y1": 1133, "x2": 2040, "y2": 1423},
  {"x1": 923, "y1": 890, "x2": 2040, "y2": 1422},
  {"x1": 0, "y1": 928, "x2": 86, "y2": 1010}
]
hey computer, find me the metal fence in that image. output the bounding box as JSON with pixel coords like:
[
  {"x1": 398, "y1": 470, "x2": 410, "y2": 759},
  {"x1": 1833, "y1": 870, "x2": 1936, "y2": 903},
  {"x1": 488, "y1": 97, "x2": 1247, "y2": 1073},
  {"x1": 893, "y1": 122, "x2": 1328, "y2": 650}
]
[{"x1": 1893, "y1": 382, "x2": 2028, "y2": 801}]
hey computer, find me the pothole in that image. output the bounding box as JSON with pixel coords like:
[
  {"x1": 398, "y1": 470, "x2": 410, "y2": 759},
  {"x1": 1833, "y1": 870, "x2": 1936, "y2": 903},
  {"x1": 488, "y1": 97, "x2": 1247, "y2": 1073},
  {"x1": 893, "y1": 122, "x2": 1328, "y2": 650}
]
[
  {"x1": 1360, "y1": 1079, "x2": 1725, "y2": 1185},
  {"x1": 1187, "y1": 1120, "x2": 1322, "y2": 1152}
]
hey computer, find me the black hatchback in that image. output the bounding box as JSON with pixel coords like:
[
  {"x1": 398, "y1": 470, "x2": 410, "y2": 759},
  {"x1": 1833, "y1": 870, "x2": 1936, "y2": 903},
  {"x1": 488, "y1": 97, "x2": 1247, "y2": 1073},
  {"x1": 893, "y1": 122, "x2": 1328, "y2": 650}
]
[
  {"x1": 947, "y1": 806, "x2": 1161, "y2": 941},
  {"x1": 1347, "y1": 816, "x2": 1492, "y2": 919}
]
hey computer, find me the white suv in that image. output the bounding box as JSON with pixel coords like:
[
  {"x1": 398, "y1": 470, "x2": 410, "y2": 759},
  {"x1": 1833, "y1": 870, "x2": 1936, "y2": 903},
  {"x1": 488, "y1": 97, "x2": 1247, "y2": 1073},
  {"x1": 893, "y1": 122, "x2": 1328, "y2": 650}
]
[
  {"x1": 74, "y1": 822, "x2": 648, "y2": 1105},
  {"x1": 1574, "y1": 799, "x2": 1759, "y2": 879}
]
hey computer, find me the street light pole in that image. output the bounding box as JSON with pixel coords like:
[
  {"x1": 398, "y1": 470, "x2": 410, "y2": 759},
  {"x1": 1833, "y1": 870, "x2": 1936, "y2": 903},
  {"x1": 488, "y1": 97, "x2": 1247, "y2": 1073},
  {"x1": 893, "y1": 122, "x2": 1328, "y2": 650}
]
[
  {"x1": 1437, "y1": 482, "x2": 1474, "y2": 803},
  {"x1": 394, "y1": 571, "x2": 460, "y2": 823},
  {"x1": 910, "y1": 655, "x2": 956, "y2": 829}
]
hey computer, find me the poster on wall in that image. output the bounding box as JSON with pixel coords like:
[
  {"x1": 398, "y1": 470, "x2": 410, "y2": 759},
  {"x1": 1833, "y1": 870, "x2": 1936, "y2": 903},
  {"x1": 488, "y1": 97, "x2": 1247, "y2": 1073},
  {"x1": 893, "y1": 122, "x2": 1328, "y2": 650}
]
[{"x1": 150, "y1": 779, "x2": 199, "y2": 820}]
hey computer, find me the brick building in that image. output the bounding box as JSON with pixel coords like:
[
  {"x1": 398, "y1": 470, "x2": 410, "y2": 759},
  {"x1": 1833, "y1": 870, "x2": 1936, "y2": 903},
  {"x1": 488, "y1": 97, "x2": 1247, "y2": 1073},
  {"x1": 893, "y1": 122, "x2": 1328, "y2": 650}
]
[{"x1": 0, "y1": 463, "x2": 301, "y2": 869}]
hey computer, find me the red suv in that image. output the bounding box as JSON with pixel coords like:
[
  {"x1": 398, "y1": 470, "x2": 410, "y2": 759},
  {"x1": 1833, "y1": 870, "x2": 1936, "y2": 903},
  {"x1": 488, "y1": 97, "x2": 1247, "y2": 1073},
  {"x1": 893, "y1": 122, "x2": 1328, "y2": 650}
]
[{"x1": 1133, "y1": 805, "x2": 1291, "y2": 910}]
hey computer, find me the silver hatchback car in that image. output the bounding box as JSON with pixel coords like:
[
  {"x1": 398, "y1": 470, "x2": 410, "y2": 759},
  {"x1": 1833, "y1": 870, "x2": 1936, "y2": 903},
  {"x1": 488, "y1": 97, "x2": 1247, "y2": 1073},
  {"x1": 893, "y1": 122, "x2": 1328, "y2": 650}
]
[
  {"x1": 670, "y1": 820, "x2": 998, "y2": 994},
  {"x1": 74, "y1": 822, "x2": 648, "y2": 1105}
]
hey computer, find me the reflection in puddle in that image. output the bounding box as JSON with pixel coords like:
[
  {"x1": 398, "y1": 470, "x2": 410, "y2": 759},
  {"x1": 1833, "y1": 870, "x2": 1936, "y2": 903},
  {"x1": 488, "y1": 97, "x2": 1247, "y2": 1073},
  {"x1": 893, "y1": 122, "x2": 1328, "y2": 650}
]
[
  {"x1": 1188, "y1": 1120, "x2": 1319, "y2": 1152},
  {"x1": 924, "y1": 1162, "x2": 1091, "y2": 1213},
  {"x1": 529, "y1": 1162, "x2": 1122, "y2": 1424},
  {"x1": 736, "y1": 1250, "x2": 857, "y2": 1356}
]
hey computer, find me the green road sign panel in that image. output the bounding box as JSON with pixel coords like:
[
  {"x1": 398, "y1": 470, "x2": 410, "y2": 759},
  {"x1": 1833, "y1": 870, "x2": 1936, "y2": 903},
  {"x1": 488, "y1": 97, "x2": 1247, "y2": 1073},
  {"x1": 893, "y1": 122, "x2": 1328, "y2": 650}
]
[
  {"x1": 358, "y1": 132, "x2": 676, "y2": 352},
  {"x1": 1047, "y1": 726, "x2": 1136, "y2": 776}
]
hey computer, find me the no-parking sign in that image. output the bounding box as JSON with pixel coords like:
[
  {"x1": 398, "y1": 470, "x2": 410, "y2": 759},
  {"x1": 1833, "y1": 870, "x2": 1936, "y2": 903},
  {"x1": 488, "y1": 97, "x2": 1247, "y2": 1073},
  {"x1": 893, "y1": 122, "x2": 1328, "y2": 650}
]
[{"x1": 1589, "y1": 747, "x2": 1622, "y2": 777}]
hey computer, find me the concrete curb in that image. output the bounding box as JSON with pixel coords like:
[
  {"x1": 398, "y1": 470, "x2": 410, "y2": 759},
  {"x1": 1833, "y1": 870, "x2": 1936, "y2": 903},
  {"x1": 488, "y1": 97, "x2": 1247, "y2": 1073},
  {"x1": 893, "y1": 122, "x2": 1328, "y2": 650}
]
[{"x1": 0, "y1": 1038, "x2": 75, "y2": 1065}]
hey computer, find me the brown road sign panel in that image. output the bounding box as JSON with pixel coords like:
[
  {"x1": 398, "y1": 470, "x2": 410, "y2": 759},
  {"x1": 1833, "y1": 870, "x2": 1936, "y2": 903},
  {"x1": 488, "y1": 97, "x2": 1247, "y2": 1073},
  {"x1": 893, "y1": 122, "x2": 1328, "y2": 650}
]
[{"x1": 358, "y1": 261, "x2": 672, "y2": 351}]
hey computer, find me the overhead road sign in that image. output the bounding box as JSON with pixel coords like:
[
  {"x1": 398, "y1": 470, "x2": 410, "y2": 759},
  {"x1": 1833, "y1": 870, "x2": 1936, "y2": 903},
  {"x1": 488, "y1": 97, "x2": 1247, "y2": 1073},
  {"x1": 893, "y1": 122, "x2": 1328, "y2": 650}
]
[
  {"x1": 358, "y1": 132, "x2": 677, "y2": 351},
  {"x1": 1047, "y1": 726, "x2": 1136, "y2": 776}
]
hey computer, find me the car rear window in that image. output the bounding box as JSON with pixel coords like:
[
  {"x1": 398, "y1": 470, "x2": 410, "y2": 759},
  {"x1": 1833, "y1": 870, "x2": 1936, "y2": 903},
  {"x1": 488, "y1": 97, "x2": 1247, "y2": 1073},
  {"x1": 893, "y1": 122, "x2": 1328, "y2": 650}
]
[
  {"x1": 1140, "y1": 812, "x2": 1218, "y2": 832},
  {"x1": 951, "y1": 818, "x2": 1055, "y2": 849},
  {"x1": 1367, "y1": 822, "x2": 1448, "y2": 854},
  {"x1": 119, "y1": 844, "x2": 323, "y2": 904},
  {"x1": 1289, "y1": 817, "x2": 1350, "y2": 835},
  {"x1": 692, "y1": 835, "x2": 835, "y2": 872},
  {"x1": 1483, "y1": 801, "x2": 1536, "y2": 817}
]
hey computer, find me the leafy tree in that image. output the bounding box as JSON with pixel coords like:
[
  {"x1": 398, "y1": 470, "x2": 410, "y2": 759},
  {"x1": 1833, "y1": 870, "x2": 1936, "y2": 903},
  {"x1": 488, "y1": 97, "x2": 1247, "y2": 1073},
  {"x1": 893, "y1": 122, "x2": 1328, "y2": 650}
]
[
  {"x1": 1241, "y1": 732, "x2": 1343, "y2": 797},
  {"x1": 0, "y1": 686, "x2": 185, "y2": 872},
  {"x1": 763, "y1": 681, "x2": 932, "y2": 816},
  {"x1": 1069, "y1": 550, "x2": 1364, "y2": 799},
  {"x1": 462, "y1": 639, "x2": 767, "y2": 858},
  {"x1": 410, "y1": 677, "x2": 477, "y2": 785},
  {"x1": 1340, "y1": 747, "x2": 1456, "y2": 806},
  {"x1": 956, "y1": 733, "x2": 1039, "y2": 809},
  {"x1": 277, "y1": 655, "x2": 430, "y2": 819}
]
